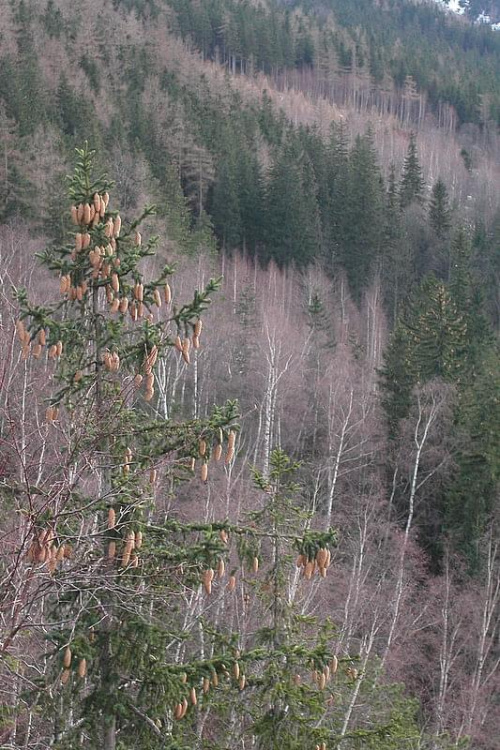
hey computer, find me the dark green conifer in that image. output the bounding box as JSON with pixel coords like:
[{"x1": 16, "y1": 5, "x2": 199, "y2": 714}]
[
  {"x1": 326, "y1": 121, "x2": 350, "y2": 269},
  {"x1": 212, "y1": 151, "x2": 242, "y2": 250},
  {"x1": 400, "y1": 132, "x2": 425, "y2": 209},
  {"x1": 264, "y1": 139, "x2": 321, "y2": 266},
  {"x1": 429, "y1": 178, "x2": 451, "y2": 242},
  {"x1": 342, "y1": 129, "x2": 384, "y2": 301},
  {"x1": 380, "y1": 275, "x2": 468, "y2": 430},
  {"x1": 383, "y1": 164, "x2": 411, "y2": 323},
  {"x1": 445, "y1": 349, "x2": 500, "y2": 569},
  {"x1": 237, "y1": 149, "x2": 265, "y2": 254}
]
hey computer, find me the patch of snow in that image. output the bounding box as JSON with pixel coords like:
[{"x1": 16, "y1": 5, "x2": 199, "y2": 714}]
[
  {"x1": 434, "y1": 0, "x2": 500, "y2": 28},
  {"x1": 434, "y1": 0, "x2": 465, "y2": 15}
]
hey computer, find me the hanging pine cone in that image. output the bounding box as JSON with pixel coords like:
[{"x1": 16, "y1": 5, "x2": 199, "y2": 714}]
[
  {"x1": 225, "y1": 431, "x2": 236, "y2": 464},
  {"x1": 78, "y1": 658, "x2": 87, "y2": 678},
  {"x1": 61, "y1": 668, "x2": 71, "y2": 685},
  {"x1": 202, "y1": 568, "x2": 214, "y2": 594},
  {"x1": 108, "y1": 508, "x2": 116, "y2": 529},
  {"x1": 83, "y1": 204, "x2": 91, "y2": 225}
]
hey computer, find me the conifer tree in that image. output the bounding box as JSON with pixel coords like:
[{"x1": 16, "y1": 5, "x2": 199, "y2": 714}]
[
  {"x1": 381, "y1": 241, "x2": 499, "y2": 566},
  {"x1": 383, "y1": 164, "x2": 411, "y2": 323},
  {"x1": 326, "y1": 121, "x2": 350, "y2": 269},
  {"x1": 380, "y1": 275, "x2": 468, "y2": 431},
  {"x1": 445, "y1": 348, "x2": 500, "y2": 569},
  {"x1": 449, "y1": 227, "x2": 493, "y2": 375},
  {"x1": 237, "y1": 148, "x2": 265, "y2": 254},
  {"x1": 264, "y1": 139, "x2": 321, "y2": 267},
  {"x1": 228, "y1": 450, "x2": 339, "y2": 749},
  {"x1": 12, "y1": 144, "x2": 240, "y2": 748},
  {"x1": 342, "y1": 130, "x2": 384, "y2": 301},
  {"x1": 409, "y1": 276, "x2": 468, "y2": 383},
  {"x1": 429, "y1": 178, "x2": 451, "y2": 243},
  {"x1": 209, "y1": 450, "x2": 429, "y2": 749},
  {"x1": 212, "y1": 150, "x2": 242, "y2": 250},
  {"x1": 7, "y1": 145, "x2": 343, "y2": 750},
  {"x1": 400, "y1": 132, "x2": 425, "y2": 209},
  {"x1": 379, "y1": 325, "x2": 415, "y2": 437}
]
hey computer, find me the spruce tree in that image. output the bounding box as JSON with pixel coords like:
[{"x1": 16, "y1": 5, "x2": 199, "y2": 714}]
[
  {"x1": 216, "y1": 450, "x2": 428, "y2": 749},
  {"x1": 342, "y1": 130, "x2": 384, "y2": 301},
  {"x1": 409, "y1": 276, "x2": 468, "y2": 383},
  {"x1": 326, "y1": 121, "x2": 350, "y2": 270},
  {"x1": 233, "y1": 450, "x2": 338, "y2": 749},
  {"x1": 382, "y1": 239, "x2": 499, "y2": 566},
  {"x1": 382, "y1": 164, "x2": 411, "y2": 323},
  {"x1": 8, "y1": 145, "x2": 343, "y2": 749},
  {"x1": 429, "y1": 178, "x2": 451, "y2": 242},
  {"x1": 442, "y1": 229, "x2": 499, "y2": 565},
  {"x1": 264, "y1": 139, "x2": 321, "y2": 267},
  {"x1": 12, "y1": 144, "x2": 241, "y2": 748},
  {"x1": 237, "y1": 148, "x2": 265, "y2": 255},
  {"x1": 400, "y1": 132, "x2": 425, "y2": 209},
  {"x1": 449, "y1": 227, "x2": 493, "y2": 377},
  {"x1": 380, "y1": 275, "x2": 468, "y2": 431},
  {"x1": 445, "y1": 348, "x2": 500, "y2": 570},
  {"x1": 212, "y1": 151, "x2": 242, "y2": 250}
]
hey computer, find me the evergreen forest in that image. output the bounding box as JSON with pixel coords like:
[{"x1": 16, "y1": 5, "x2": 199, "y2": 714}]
[{"x1": 0, "y1": 0, "x2": 499, "y2": 748}]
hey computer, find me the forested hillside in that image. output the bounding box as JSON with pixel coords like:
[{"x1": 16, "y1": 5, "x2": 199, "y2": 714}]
[{"x1": 0, "y1": 0, "x2": 499, "y2": 748}]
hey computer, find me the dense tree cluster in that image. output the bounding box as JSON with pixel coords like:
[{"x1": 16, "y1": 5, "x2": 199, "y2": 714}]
[
  {"x1": 0, "y1": 2, "x2": 498, "y2": 314},
  {"x1": 158, "y1": 0, "x2": 500, "y2": 125}
]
